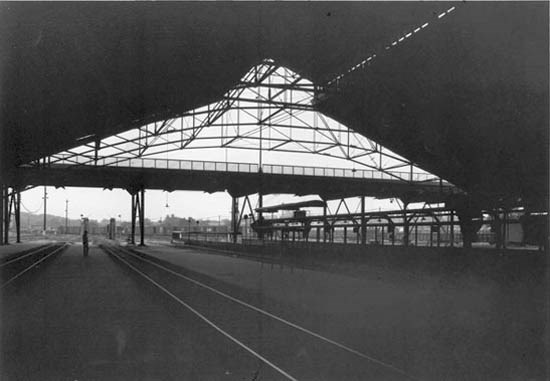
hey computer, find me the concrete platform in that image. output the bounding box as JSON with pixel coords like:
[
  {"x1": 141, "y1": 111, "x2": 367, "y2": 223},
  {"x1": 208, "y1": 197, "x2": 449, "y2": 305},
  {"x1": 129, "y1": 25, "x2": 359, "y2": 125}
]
[{"x1": 134, "y1": 243, "x2": 547, "y2": 381}]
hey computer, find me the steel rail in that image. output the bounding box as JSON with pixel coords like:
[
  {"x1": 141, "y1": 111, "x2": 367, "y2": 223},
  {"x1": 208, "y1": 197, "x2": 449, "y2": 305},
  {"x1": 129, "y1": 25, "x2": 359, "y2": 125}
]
[
  {"x1": 1, "y1": 243, "x2": 69, "y2": 289},
  {"x1": 0, "y1": 243, "x2": 55, "y2": 268},
  {"x1": 106, "y1": 244, "x2": 420, "y2": 381},
  {"x1": 103, "y1": 244, "x2": 298, "y2": 381}
]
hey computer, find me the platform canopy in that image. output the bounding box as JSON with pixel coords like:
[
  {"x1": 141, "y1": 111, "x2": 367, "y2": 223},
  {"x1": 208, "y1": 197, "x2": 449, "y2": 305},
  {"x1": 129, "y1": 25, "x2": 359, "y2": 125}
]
[
  {"x1": 256, "y1": 200, "x2": 327, "y2": 213},
  {"x1": 1, "y1": 2, "x2": 548, "y2": 210}
]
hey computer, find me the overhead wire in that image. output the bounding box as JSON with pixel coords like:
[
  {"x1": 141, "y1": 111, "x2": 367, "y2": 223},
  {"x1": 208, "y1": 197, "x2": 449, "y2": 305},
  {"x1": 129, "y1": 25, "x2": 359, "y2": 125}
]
[{"x1": 21, "y1": 201, "x2": 43, "y2": 214}]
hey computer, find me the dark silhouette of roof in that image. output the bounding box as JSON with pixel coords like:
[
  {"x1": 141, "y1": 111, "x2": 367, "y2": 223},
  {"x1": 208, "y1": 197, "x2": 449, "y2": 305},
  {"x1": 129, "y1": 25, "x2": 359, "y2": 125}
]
[{"x1": 1, "y1": 2, "x2": 547, "y2": 210}]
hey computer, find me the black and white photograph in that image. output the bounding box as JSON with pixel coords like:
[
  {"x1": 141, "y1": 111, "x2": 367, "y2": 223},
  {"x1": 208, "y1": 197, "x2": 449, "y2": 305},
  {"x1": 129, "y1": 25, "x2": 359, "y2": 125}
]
[{"x1": 0, "y1": 2, "x2": 548, "y2": 380}]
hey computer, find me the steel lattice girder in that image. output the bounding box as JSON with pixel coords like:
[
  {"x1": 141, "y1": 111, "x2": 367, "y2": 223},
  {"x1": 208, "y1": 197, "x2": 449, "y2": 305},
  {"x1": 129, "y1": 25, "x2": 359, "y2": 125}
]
[{"x1": 40, "y1": 62, "x2": 455, "y2": 187}]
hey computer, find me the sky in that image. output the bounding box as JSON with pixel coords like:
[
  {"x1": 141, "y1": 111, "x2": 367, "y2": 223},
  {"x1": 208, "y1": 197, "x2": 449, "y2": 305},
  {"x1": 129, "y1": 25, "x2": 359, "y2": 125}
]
[
  {"x1": 20, "y1": 186, "x2": 404, "y2": 224},
  {"x1": 20, "y1": 186, "x2": 231, "y2": 222}
]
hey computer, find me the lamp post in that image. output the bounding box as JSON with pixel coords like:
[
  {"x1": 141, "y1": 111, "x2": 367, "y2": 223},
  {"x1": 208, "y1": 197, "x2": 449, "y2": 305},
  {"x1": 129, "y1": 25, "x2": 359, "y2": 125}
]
[
  {"x1": 65, "y1": 199, "x2": 69, "y2": 235},
  {"x1": 188, "y1": 217, "x2": 191, "y2": 242},
  {"x1": 42, "y1": 187, "x2": 48, "y2": 234}
]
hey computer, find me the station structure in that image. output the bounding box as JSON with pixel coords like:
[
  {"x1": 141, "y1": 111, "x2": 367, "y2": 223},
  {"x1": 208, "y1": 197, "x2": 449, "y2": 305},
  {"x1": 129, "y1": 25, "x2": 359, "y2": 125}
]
[
  {"x1": 0, "y1": 2, "x2": 547, "y2": 251},
  {"x1": 0, "y1": 5, "x2": 547, "y2": 381}
]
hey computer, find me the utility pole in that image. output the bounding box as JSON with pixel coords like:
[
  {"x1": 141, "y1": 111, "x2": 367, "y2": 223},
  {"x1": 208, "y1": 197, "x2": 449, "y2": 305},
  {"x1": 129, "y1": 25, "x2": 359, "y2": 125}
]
[
  {"x1": 257, "y1": 94, "x2": 264, "y2": 228},
  {"x1": 65, "y1": 199, "x2": 69, "y2": 234},
  {"x1": 43, "y1": 186, "x2": 48, "y2": 234}
]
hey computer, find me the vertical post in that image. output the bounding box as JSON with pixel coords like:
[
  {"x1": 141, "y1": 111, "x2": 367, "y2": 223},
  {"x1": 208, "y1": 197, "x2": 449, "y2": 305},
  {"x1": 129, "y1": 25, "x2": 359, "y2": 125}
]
[
  {"x1": 130, "y1": 193, "x2": 136, "y2": 245},
  {"x1": 257, "y1": 88, "x2": 265, "y2": 241},
  {"x1": 450, "y1": 210, "x2": 455, "y2": 247},
  {"x1": 231, "y1": 196, "x2": 238, "y2": 243},
  {"x1": 343, "y1": 226, "x2": 347, "y2": 244},
  {"x1": 503, "y1": 210, "x2": 508, "y2": 249},
  {"x1": 0, "y1": 184, "x2": 4, "y2": 246},
  {"x1": 257, "y1": 193, "x2": 263, "y2": 240},
  {"x1": 3, "y1": 186, "x2": 9, "y2": 244},
  {"x1": 323, "y1": 204, "x2": 327, "y2": 243},
  {"x1": 7, "y1": 191, "x2": 13, "y2": 242},
  {"x1": 15, "y1": 190, "x2": 21, "y2": 243},
  {"x1": 43, "y1": 186, "x2": 47, "y2": 234},
  {"x1": 403, "y1": 201, "x2": 409, "y2": 247},
  {"x1": 94, "y1": 139, "x2": 100, "y2": 165},
  {"x1": 361, "y1": 196, "x2": 366, "y2": 245},
  {"x1": 494, "y1": 211, "x2": 502, "y2": 249},
  {"x1": 257, "y1": 94, "x2": 263, "y2": 171},
  {"x1": 65, "y1": 199, "x2": 69, "y2": 234},
  {"x1": 139, "y1": 187, "x2": 145, "y2": 246}
]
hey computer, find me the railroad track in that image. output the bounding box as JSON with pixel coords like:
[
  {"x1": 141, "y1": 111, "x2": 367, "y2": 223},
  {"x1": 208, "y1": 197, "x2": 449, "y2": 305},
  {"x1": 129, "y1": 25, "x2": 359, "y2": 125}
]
[
  {"x1": 171, "y1": 242, "x2": 325, "y2": 274},
  {"x1": 101, "y1": 243, "x2": 419, "y2": 381},
  {"x1": 0, "y1": 242, "x2": 70, "y2": 289}
]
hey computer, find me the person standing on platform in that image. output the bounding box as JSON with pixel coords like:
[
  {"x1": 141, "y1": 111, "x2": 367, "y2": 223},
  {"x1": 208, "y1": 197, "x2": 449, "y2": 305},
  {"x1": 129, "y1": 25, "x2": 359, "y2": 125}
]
[
  {"x1": 82, "y1": 230, "x2": 89, "y2": 257},
  {"x1": 81, "y1": 216, "x2": 90, "y2": 257}
]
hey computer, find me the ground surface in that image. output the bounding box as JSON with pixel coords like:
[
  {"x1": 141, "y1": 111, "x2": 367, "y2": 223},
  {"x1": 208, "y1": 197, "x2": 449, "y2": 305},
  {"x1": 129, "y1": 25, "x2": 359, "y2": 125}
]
[
  {"x1": 136, "y1": 243, "x2": 548, "y2": 381},
  {"x1": 1, "y1": 240, "x2": 547, "y2": 380}
]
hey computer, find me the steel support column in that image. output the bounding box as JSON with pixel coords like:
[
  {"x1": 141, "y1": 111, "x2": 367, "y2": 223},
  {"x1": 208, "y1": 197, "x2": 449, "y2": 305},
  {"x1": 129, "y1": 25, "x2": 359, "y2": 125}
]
[
  {"x1": 257, "y1": 193, "x2": 264, "y2": 239},
  {"x1": 0, "y1": 184, "x2": 4, "y2": 245},
  {"x1": 323, "y1": 205, "x2": 327, "y2": 243},
  {"x1": 130, "y1": 193, "x2": 136, "y2": 245},
  {"x1": 3, "y1": 186, "x2": 9, "y2": 244},
  {"x1": 231, "y1": 196, "x2": 239, "y2": 243},
  {"x1": 129, "y1": 187, "x2": 145, "y2": 246},
  {"x1": 12, "y1": 189, "x2": 21, "y2": 243},
  {"x1": 503, "y1": 211, "x2": 508, "y2": 249},
  {"x1": 139, "y1": 187, "x2": 145, "y2": 246},
  {"x1": 43, "y1": 187, "x2": 47, "y2": 233},
  {"x1": 403, "y1": 202, "x2": 410, "y2": 247},
  {"x1": 361, "y1": 196, "x2": 366, "y2": 245}
]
